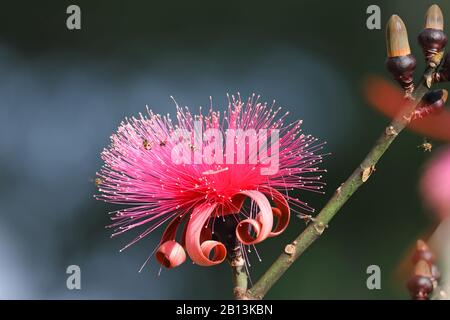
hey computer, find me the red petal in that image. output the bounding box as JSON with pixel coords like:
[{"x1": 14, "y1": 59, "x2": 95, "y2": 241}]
[
  {"x1": 235, "y1": 190, "x2": 273, "y2": 245},
  {"x1": 365, "y1": 76, "x2": 413, "y2": 119},
  {"x1": 185, "y1": 203, "x2": 227, "y2": 266},
  {"x1": 200, "y1": 240, "x2": 227, "y2": 265},
  {"x1": 266, "y1": 188, "x2": 290, "y2": 237},
  {"x1": 236, "y1": 218, "x2": 262, "y2": 244},
  {"x1": 365, "y1": 76, "x2": 450, "y2": 141},
  {"x1": 156, "y1": 214, "x2": 186, "y2": 268},
  {"x1": 156, "y1": 240, "x2": 186, "y2": 268},
  {"x1": 160, "y1": 214, "x2": 184, "y2": 243}
]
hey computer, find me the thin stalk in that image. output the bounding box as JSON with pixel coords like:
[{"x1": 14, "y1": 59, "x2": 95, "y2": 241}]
[{"x1": 230, "y1": 244, "x2": 248, "y2": 299}]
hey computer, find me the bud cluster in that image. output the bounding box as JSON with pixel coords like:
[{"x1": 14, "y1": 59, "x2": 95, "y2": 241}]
[
  {"x1": 386, "y1": 5, "x2": 449, "y2": 97},
  {"x1": 407, "y1": 239, "x2": 440, "y2": 300}
]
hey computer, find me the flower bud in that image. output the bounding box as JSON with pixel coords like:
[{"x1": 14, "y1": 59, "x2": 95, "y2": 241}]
[
  {"x1": 386, "y1": 15, "x2": 417, "y2": 93},
  {"x1": 407, "y1": 260, "x2": 434, "y2": 300},
  {"x1": 412, "y1": 89, "x2": 447, "y2": 120},
  {"x1": 418, "y1": 5, "x2": 447, "y2": 61},
  {"x1": 407, "y1": 275, "x2": 434, "y2": 300},
  {"x1": 414, "y1": 259, "x2": 433, "y2": 277},
  {"x1": 412, "y1": 239, "x2": 435, "y2": 264}
]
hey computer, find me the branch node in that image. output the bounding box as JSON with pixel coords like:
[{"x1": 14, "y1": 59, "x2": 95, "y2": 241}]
[
  {"x1": 361, "y1": 165, "x2": 376, "y2": 182},
  {"x1": 284, "y1": 244, "x2": 296, "y2": 256},
  {"x1": 385, "y1": 126, "x2": 398, "y2": 137},
  {"x1": 335, "y1": 183, "x2": 344, "y2": 195},
  {"x1": 231, "y1": 255, "x2": 245, "y2": 267},
  {"x1": 313, "y1": 221, "x2": 328, "y2": 235},
  {"x1": 296, "y1": 213, "x2": 314, "y2": 225},
  {"x1": 246, "y1": 292, "x2": 262, "y2": 300},
  {"x1": 429, "y1": 51, "x2": 444, "y2": 68},
  {"x1": 234, "y1": 288, "x2": 252, "y2": 300}
]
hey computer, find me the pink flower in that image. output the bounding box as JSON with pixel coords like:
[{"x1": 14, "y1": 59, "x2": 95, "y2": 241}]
[
  {"x1": 96, "y1": 94, "x2": 326, "y2": 269},
  {"x1": 420, "y1": 147, "x2": 450, "y2": 220}
]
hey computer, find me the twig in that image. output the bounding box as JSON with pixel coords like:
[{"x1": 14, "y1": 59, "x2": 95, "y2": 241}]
[
  {"x1": 212, "y1": 215, "x2": 250, "y2": 299},
  {"x1": 229, "y1": 244, "x2": 249, "y2": 299},
  {"x1": 244, "y1": 60, "x2": 443, "y2": 299}
]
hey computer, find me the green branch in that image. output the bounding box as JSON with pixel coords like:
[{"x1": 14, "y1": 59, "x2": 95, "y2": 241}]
[
  {"x1": 243, "y1": 61, "x2": 442, "y2": 300},
  {"x1": 230, "y1": 245, "x2": 248, "y2": 299}
]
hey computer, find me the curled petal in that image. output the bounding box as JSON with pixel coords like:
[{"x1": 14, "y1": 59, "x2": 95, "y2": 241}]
[
  {"x1": 269, "y1": 207, "x2": 283, "y2": 236},
  {"x1": 185, "y1": 203, "x2": 226, "y2": 266},
  {"x1": 265, "y1": 188, "x2": 290, "y2": 237},
  {"x1": 181, "y1": 221, "x2": 213, "y2": 248},
  {"x1": 160, "y1": 214, "x2": 184, "y2": 243},
  {"x1": 235, "y1": 190, "x2": 273, "y2": 245},
  {"x1": 156, "y1": 240, "x2": 186, "y2": 268},
  {"x1": 201, "y1": 240, "x2": 227, "y2": 264},
  {"x1": 156, "y1": 214, "x2": 186, "y2": 268},
  {"x1": 236, "y1": 218, "x2": 262, "y2": 245}
]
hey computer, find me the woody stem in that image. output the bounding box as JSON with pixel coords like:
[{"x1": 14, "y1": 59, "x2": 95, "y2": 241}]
[
  {"x1": 229, "y1": 243, "x2": 248, "y2": 299},
  {"x1": 243, "y1": 58, "x2": 443, "y2": 300},
  {"x1": 212, "y1": 215, "x2": 248, "y2": 298}
]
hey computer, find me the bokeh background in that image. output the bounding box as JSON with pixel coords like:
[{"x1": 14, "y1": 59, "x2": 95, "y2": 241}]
[{"x1": 0, "y1": 0, "x2": 448, "y2": 299}]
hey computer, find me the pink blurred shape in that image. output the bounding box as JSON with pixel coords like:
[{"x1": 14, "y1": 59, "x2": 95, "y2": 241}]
[
  {"x1": 365, "y1": 76, "x2": 450, "y2": 141},
  {"x1": 421, "y1": 147, "x2": 450, "y2": 220}
]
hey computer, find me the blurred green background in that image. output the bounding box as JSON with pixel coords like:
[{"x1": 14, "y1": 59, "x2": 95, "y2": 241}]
[{"x1": 0, "y1": 0, "x2": 447, "y2": 299}]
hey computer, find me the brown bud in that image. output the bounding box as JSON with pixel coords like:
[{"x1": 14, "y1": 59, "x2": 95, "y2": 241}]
[
  {"x1": 386, "y1": 16, "x2": 416, "y2": 93},
  {"x1": 386, "y1": 15, "x2": 411, "y2": 57},
  {"x1": 425, "y1": 4, "x2": 444, "y2": 30},
  {"x1": 414, "y1": 260, "x2": 433, "y2": 277},
  {"x1": 420, "y1": 88, "x2": 447, "y2": 107},
  {"x1": 416, "y1": 239, "x2": 430, "y2": 251},
  {"x1": 412, "y1": 239, "x2": 435, "y2": 264},
  {"x1": 413, "y1": 89, "x2": 447, "y2": 120},
  {"x1": 418, "y1": 5, "x2": 447, "y2": 61},
  {"x1": 386, "y1": 55, "x2": 416, "y2": 93},
  {"x1": 407, "y1": 276, "x2": 434, "y2": 300},
  {"x1": 410, "y1": 259, "x2": 434, "y2": 300}
]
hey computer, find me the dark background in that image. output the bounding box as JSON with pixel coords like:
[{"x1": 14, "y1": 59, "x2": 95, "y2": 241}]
[{"x1": 0, "y1": 0, "x2": 446, "y2": 299}]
